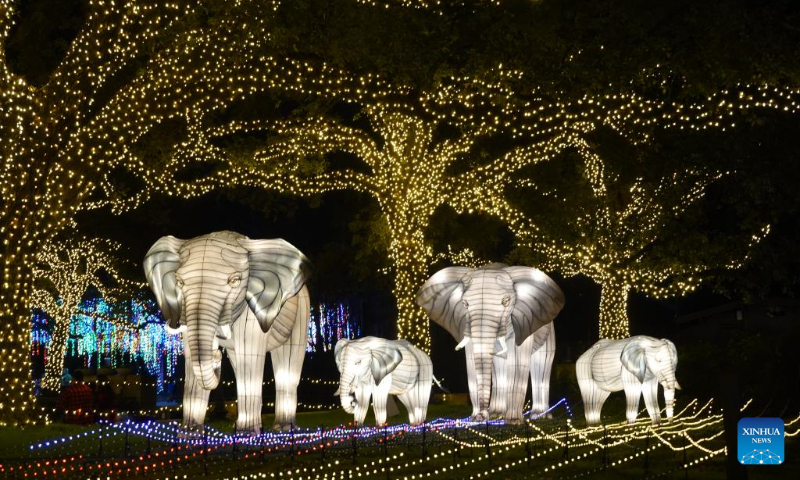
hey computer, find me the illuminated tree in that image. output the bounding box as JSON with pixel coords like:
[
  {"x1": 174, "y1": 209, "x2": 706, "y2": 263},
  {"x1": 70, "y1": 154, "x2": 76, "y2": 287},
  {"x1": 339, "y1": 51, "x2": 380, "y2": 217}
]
[
  {"x1": 507, "y1": 131, "x2": 772, "y2": 339},
  {"x1": 1, "y1": 0, "x2": 798, "y2": 424},
  {"x1": 31, "y1": 235, "x2": 140, "y2": 392},
  {"x1": 0, "y1": 0, "x2": 363, "y2": 422},
  {"x1": 98, "y1": 71, "x2": 800, "y2": 351}
]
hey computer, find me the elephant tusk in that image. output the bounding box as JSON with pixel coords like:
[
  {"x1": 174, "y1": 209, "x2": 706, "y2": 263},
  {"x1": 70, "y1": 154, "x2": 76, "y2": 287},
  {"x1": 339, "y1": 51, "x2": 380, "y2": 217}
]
[
  {"x1": 455, "y1": 336, "x2": 471, "y2": 351},
  {"x1": 212, "y1": 348, "x2": 223, "y2": 367},
  {"x1": 219, "y1": 324, "x2": 232, "y2": 339},
  {"x1": 333, "y1": 387, "x2": 340, "y2": 396},
  {"x1": 494, "y1": 336, "x2": 508, "y2": 358},
  {"x1": 164, "y1": 324, "x2": 187, "y2": 335}
]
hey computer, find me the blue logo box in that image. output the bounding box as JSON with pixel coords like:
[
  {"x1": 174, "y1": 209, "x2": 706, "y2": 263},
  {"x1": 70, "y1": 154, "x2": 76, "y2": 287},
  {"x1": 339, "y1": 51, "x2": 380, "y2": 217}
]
[{"x1": 738, "y1": 417, "x2": 784, "y2": 465}]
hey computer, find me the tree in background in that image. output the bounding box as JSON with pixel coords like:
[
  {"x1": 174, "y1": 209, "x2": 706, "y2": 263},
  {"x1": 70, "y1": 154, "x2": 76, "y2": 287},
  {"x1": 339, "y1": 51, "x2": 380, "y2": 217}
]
[
  {"x1": 2, "y1": 0, "x2": 800, "y2": 423},
  {"x1": 506, "y1": 125, "x2": 774, "y2": 339},
  {"x1": 32, "y1": 233, "x2": 141, "y2": 393},
  {"x1": 0, "y1": 0, "x2": 329, "y2": 423}
]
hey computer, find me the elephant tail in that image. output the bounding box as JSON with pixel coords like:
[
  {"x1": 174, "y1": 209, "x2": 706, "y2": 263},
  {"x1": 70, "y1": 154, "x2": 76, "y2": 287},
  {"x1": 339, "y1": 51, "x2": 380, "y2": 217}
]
[{"x1": 432, "y1": 375, "x2": 450, "y2": 393}]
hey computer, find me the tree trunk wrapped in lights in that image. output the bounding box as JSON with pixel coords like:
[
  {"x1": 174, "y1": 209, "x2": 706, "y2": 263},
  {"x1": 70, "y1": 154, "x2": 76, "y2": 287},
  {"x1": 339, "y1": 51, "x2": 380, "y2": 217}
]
[
  {"x1": 508, "y1": 136, "x2": 773, "y2": 339},
  {"x1": 597, "y1": 277, "x2": 631, "y2": 340},
  {"x1": 32, "y1": 236, "x2": 140, "y2": 393},
  {"x1": 2, "y1": 0, "x2": 798, "y2": 424},
  {"x1": 0, "y1": 0, "x2": 355, "y2": 422}
]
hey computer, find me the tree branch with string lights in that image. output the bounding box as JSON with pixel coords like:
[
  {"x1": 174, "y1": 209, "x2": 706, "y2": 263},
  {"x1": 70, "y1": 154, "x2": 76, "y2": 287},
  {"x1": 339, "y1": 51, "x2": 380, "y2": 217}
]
[{"x1": 31, "y1": 233, "x2": 142, "y2": 393}]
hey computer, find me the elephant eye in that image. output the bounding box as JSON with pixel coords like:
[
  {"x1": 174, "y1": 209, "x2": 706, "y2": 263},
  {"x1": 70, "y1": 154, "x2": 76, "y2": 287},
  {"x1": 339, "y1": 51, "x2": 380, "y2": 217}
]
[
  {"x1": 462, "y1": 300, "x2": 469, "y2": 308},
  {"x1": 228, "y1": 274, "x2": 242, "y2": 286},
  {"x1": 501, "y1": 296, "x2": 510, "y2": 307},
  {"x1": 175, "y1": 276, "x2": 184, "y2": 288},
  {"x1": 354, "y1": 359, "x2": 362, "y2": 365}
]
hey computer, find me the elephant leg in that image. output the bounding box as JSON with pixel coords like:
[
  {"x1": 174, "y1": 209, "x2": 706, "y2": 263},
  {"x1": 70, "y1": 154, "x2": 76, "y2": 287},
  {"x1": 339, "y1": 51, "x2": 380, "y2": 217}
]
[
  {"x1": 622, "y1": 379, "x2": 643, "y2": 424},
  {"x1": 353, "y1": 385, "x2": 371, "y2": 426},
  {"x1": 529, "y1": 324, "x2": 556, "y2": 416},
  {"x1": 642, "y1": 378, "x2": 661, "y2": 425},
  {"x1": 464, "y1": 341, "x2": 480, "y2": 418},
  {"x1": 269, "y1": 288, "x2": 310, "y2": 431},
  {"x1": 578, "y1": 379, "x2": 609, "y2": 426},
  {"x1": 406, "y1": 374, "x2": 432, "y2": 426},
  {"x1": 505, "y1": 335, "x2": 532, "y2": 423},
  {"x1": 182, "y1": 336, "x2": 211, "y2": 431},
  {"x1": 227, "y1": 342, "x2": 267, "y2": 435},
  {"x1": 371, "y1": 376, "x2": 392, "y2": 425},
  {"x1": 489, "y1": 347, "x2": 508, "y2": 417},
  {"x1": 663, "y1": 387, "x2": 676, "y2": 422},
  {"x1": 396, "y1": 392, "x2": 415, "y2": 425},
  {"x1": 416, "y1": 377, "x2": 432, "y2": 425}
]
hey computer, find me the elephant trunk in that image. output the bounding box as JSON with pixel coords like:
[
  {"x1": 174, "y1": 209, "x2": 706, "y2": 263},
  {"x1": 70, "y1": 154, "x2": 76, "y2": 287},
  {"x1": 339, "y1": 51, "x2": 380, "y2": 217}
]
[
  {"x1": 473, "y1": 336, "x2": 495, "y2": 419},
  {"x1": 339, "y1": 371, "x2": 356, "y2": 415},
  {"x1": 660, "y1": 368, "x2": 679, "y2": 421},
  {"x1": 185, "y1": 301, "x2": 224, "y2": 390}
]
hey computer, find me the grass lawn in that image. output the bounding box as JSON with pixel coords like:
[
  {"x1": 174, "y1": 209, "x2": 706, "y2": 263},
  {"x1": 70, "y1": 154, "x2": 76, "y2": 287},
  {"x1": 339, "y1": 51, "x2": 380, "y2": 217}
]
[{"x1": 0, "y1": 399, "x2": 796, "y2": 479}]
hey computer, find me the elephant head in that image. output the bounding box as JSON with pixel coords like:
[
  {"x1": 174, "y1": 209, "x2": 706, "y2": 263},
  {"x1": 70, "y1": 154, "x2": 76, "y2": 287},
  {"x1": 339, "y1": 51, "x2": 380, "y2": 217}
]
[
  {"x1": 416, "y1": 264, "x2": 564, "y2": 420},
  {"x1": 144, "y1": 231, "x2": 310, "y2": 390},
  {"x1": 621, "y1": 336, "x2": 681, "y2": 419},
  {"x1": 334, "y1": 337, "x2": 403, "y2": 423}
]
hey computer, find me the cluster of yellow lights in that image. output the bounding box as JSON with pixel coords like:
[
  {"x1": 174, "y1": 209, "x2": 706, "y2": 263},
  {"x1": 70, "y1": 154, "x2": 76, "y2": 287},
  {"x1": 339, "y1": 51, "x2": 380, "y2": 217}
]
[
  {"x1": 2, "y1": 0, "x2": 799, "y2": 423},
  {"x1": 432, "y1": 245, "x2": 487, "y2": 269},
  {"x1": 143, "y1": 398, "x2": 800, "y2": 480},
  {"x1": 31, "y1": 235, "x2": 140, "y2": 392}
]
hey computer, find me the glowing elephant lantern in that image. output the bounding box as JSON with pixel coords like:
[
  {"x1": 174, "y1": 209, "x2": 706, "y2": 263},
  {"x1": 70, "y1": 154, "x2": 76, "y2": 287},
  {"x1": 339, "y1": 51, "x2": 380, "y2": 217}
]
[
  {"x1": 144, "y1": 231, "x2": 311, "y2": 433},
  {"x1": 335, "y1": 337, "x2": 433, "y2": 426},
  {"x1": 577, "y1": 336, "x2": 680, "y2": 425},
  {"x1": 417, "y1": 264, "x2": 564, "y2": 423}
]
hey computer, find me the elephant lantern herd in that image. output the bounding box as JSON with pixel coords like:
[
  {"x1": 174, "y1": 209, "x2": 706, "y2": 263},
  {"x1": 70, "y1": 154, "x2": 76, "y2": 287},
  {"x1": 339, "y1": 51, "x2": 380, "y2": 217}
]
[{"x1": 144, "y1": 231, "x2": 679, "y2": 434}]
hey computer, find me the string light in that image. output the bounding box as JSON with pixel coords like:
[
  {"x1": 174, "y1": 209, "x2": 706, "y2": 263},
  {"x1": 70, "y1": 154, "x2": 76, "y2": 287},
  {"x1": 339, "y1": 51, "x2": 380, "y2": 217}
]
[
  {"x1": 9, "y1": 397, "x2": 796, "y2": 480},
  {"x1": 30, "y1": 236, "x2": 143, "y2": 392},
  {"x1": 2, "y1": 0, "x2": 798, "y2": 424}
]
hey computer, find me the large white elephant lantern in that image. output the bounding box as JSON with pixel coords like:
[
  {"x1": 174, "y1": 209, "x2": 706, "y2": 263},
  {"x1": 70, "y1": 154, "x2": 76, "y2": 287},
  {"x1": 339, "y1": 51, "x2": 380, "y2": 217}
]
[
  {"x1": 576, "y1": 336, "x2": 680, "y2": 426},
  {"x1": 417, "y1": 264, "x2": 564, "y2": 423},
  {"x1": 144, "y1": 231, "x2": 311, "y2": 433},
  {"x1": 334, "y1": 337, "x2": 433, "y2": 426}
]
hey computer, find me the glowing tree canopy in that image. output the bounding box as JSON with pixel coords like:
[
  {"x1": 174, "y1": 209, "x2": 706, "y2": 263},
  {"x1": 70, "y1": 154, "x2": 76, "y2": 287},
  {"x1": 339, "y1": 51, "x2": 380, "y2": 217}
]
[
  {"x1": 144, "y1": 231, "x2": 311, "y2": 433},
  {"x1": 31, "y1": 235, "x2": 141, "y2": 392},
  {"x1": 334, "y1": 336, "x2": 432, "y2": 426},
  {"x1": 2, "y1": 0, "x2": 799, "y2": 424},
  {"x1": 577, "y1": 336, "x2": 680, "y2": 426},
  {"x1": 507, "y1": 133, "x2": 771, "y2": 339},
  {"x1": 417, "y1": 264, "x2": 564, "y2": 422}
]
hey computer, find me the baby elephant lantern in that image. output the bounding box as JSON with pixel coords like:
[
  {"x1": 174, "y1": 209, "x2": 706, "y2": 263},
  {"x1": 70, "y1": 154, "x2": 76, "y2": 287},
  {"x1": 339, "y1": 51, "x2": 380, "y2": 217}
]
[
  {"x1": 577, "y1": 336, "x2": 680, "y2": 426},
  {"x1": 417, "y1": 265, "x2": 564, "y2": 423},
  {"x1": 144, "y1": 231, "x2": 311, "y2": 433},
  {"x1": 334, "y1": 337, "x2": 433, "y2": 426}
]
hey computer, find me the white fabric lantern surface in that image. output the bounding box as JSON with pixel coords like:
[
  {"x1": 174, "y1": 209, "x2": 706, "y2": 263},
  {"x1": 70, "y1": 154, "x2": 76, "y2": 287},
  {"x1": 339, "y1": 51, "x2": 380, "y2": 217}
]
[
  {"x1": 576, "y1": 336, "x2": 680, "y2": 426},
  {"x1": 417, "y1": 264, "x2": 564, "y2": 423},
  {"x1": 144, "y1": 231, "x2": 311, "y2": 433},
  {"x1": 335, "y1": 337, "x2": 433, "y2": 426}
]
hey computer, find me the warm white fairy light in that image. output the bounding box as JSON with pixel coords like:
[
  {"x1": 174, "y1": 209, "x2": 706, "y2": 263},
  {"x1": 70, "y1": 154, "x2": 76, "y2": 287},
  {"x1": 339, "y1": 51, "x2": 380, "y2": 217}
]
[
  {"x1": 2, "y1": 0, "x2": 798, "y2": 425},
  {"x1": 31, "y1": 235, "x2": 141, "y2": 392}
]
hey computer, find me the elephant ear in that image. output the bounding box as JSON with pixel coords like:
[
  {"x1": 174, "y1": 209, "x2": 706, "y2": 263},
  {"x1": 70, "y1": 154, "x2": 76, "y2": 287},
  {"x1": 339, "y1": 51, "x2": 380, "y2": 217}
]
[
  {"x1": 143, "y1": 236, "x2": 186, "y2": 330},
  {"x1": 371, "y1": 345, "x2": 403, "y2": 385},
  {"x1": 334, "y1": 339, "x2": 350, "y2": 370},
  {"x1": 239, "y1": 238, "x2": 311, "y2": 333},
  {"x1": 504, "y1": 267, "x2": 565, "y2": 345},
  {"x1": 621, "y1": 340, "x2": 648, "y2": 383},
  {"x1": 416, "y1": 267, "x2": 473, "y2": 342}
]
